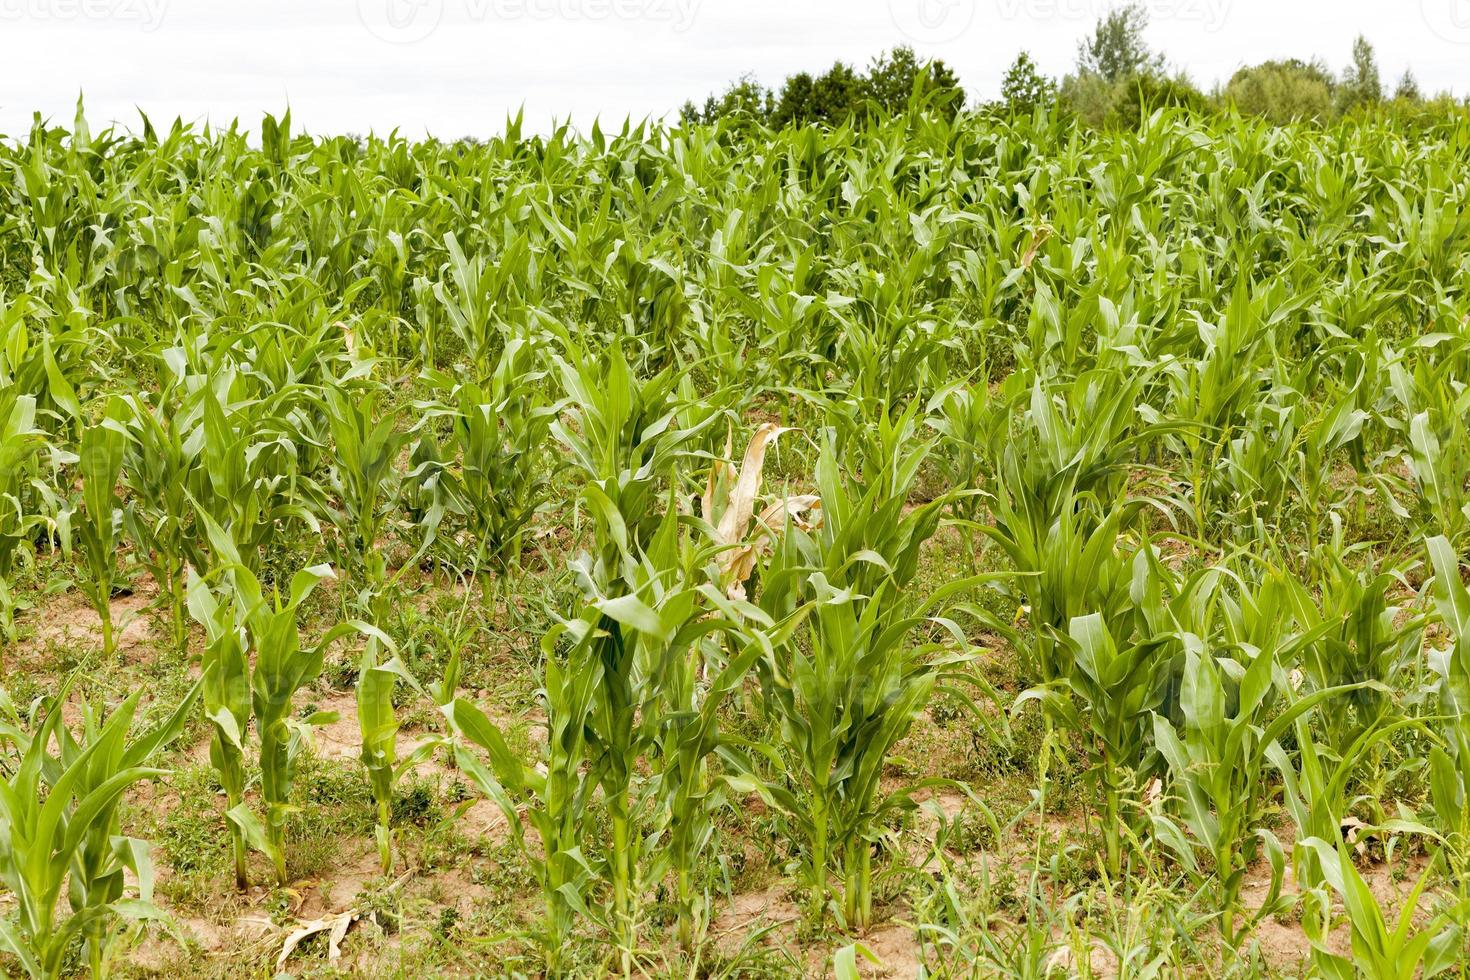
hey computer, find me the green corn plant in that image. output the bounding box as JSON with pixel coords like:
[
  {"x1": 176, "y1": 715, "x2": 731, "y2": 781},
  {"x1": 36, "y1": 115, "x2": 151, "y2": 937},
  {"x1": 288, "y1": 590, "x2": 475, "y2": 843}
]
[
  {"x1": 234, "y1": 561, "x2": 344, "y2": 887},
  {"x1": 51, "y1": 680, "x2": 201, "y2": 977},
  {"x1": 407, "y1": 340, "x2": 555, "y2": 585},
  {"x1": 70, "y1": 397, "x2": 130, "y2": 658},
  {"x1": 1215, "y1": 396, "x2": 1297, "y2": 543},
  {"x1": 321, "y1": 383, "x2": 407, "y2": 594},
  {"x1": 552, "y1": 342, "x2": 714, "y2": 564},
  {"x1": 1017, "y1": 606, "x2": 1172, "y2": 879},
  {"x1": 1381, "y1": 347, "x2": 1470, "y2": 548},
  {"x1": 1283, "y1": 533, "x2": 1422, "y2": 751},
  {"x1": 424, "y1": 618, "x2": 469, "y2": 709},
  {"x1": 1424, "y1": 535, "x2": 1470, "y2": 901},
  {"x1": 1155, "y1": 278, "x2": 1304, "y2": 541},
  {"x1": 187, "y1": 515, "x2": 350, "y2": 887},
  {"x1": 981, "y1": 368, "x2": 1170, "y2": 538},
  {"x1": 924, "y1": 379, "x2": 991, "y2": 520},
  {"x1": 1406, "y1": 401, "x2": 1470, "y2": 548},
  {"x1": 0, "y1": 673, "x2": 200, "y2": 980},
  {"x1": 0, "y1": 392, "x2": 44, "y2": 646},
  {"x1": 19, "y1": 93, "x2": 1470, "y2": 978},
  {"x1": 650, "y1": 619, "x2": 777, "y2": 953},
  {"x1": 1298, "y1": 838, "x2": 1462, "y2": 980},
  {"x1": 356, "y1": 633, "x2": 436, "y2": 874},
  {"x1": 184, "y1": 564, "x2": 253, "y2": 890},
  {"x1": 1011, "y1": 537, "x2": 1234, "y2": 881},
  {"x1": 445, "y1": 504, "x2": 758, "y2": 974},
  {"x1": 1149, "y1": 605, "x2": 1362, "y2": 943},
  {"x1": 1270, "y1": 712, "x2": 1427, "y2": 892},
  {"x1": 1291, "y1": 390, "x2": 1369, "y2": 549},
  {"x1": 187, "y1": 376, "x2": 320, "y2": 576},
  {"x1": 428, "y1": 230, "x2": 530, "y2": 375},
  {"x1": 978, "y1": 492, "x2": 1137, "y2": 688},
  {"x1": 962, "y1": 363, "x2": 1169, "y2": 693},
  {"x1": 757, "y1": 570, "x2": 980, "y2": 930},
  {"x1": 753, "y1": 421, "x2": 992, "y2": 930},
  {"x1": 656, "y1": 424, "x2": 808, "y2": 949},
  {"x1": 438, "y1": 347, "x2": 722, "y2": 969},
  {"x1": 118, "y1": 387, "x2": 200, "y2": 653}
]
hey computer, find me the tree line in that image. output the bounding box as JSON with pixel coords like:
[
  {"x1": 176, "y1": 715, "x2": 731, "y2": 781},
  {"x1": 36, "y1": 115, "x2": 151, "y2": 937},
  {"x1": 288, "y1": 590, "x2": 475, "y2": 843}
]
[{"x1": 683, "y1": 4, "x2": 1465, "y2": 130}]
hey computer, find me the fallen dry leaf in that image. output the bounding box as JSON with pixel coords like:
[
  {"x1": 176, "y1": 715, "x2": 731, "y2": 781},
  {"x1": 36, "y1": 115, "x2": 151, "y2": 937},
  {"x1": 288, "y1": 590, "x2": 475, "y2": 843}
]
[{"x1": 277, "y1": 909, "x2": 359, "y2": 969}]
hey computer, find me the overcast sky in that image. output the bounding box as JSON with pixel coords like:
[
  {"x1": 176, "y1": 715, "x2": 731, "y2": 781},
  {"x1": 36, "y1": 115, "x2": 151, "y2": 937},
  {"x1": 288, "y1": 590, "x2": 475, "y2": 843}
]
[{"x1": 4, "y1": 0, "x2": 1469, "y2": 138}]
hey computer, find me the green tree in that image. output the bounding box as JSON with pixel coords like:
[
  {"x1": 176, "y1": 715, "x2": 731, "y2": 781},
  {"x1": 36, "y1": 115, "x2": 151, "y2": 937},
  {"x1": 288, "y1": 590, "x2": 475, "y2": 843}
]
[
  {"x1": 808, "y1": 62, "x2": 863, "y2": 124},
  {"x1": 1336, "y1": 35, "x2": 1382, "y2": 114},
  {"x1": 768, "y1": 62, "x2": 863, "y2": 127},
  {"x1": 999, "y1": 51, "x2": 1057, "y2": 114},
  {"x1": 1076, "y1": 2, "x2": 1163, "y2": 84},
  {"x1": 679, "y1": 74, "x2": 772, "y2": 127},
  {"x1": 768, "y1": 72, "x2": 817, "y2": 128},
  {"x1": 1394, "y1": 69, "x2": 1423, "y2": 103},
  {"x1": 686, "y1": 46, "x2": 963, "y2": 129},
  {"x1": 862, "y1": 45, "x2": 965, "y2": 117}
]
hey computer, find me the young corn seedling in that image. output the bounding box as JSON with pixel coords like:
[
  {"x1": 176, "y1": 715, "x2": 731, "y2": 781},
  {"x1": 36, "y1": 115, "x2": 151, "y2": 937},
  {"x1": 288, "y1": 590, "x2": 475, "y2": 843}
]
[
  {"x1": 189, "y1": 515, "x2": 353, "y2": 886},
  {"x1": 1298, "y1": 837, "x2": 1461, "y2": 980},
  {"x1": 357, "y1": 632, "x2": 436, "y2": 874},
  {"x1": 70, "y1": 397, "x2": 130, "y2": 658},
  {"x1": 1424, "y1": 535, "x2": 1470, "y2": 901},
  {"x1": 754, "y1": 421, "x2": 992, "y2": 930},
  {"x1": 1018, "y1": 605, "x2": 1172, "y2": 879},
  {"x1": 407, "y1": 344, "x2": 555, "y2": 587},
  {"x1": 0, "y1": 674, "x2": 200, "y2": 980},
  {"x1": 0, "y1": 392, "x2": 44, "y2": 647},
  {"x1": 1149, "y1": 595, "x2": 1362, "y2": 943},
  {"x1": 184, "y1": 565, "x2": 253, "y2": 889},
  {"x1": 446, "y1": 505, "x2": 756, "y2": 974},
  {"x1": 321, "y1": 383, "x2": 407, "y2": 596},
  {"x1": 119, "y1": 388, "x2": 202, "y2": 653}
]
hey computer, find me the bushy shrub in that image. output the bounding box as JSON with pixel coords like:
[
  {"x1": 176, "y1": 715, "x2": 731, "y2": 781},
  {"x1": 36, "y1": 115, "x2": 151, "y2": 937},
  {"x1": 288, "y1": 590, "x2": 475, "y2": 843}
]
[
  {"x1": 1060, "y1": 71, "x2": 1210, "y2": 129},
  {"x1": 1225, "y1": 59, "x2": 1335, "y2": 124}
]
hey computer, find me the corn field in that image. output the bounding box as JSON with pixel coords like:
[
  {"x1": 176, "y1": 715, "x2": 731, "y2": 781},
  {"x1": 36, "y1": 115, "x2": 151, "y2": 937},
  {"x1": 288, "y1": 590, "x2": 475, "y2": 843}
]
[{"x1": 3, "y1": 100, "x2": 1470, "y2": 977}]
